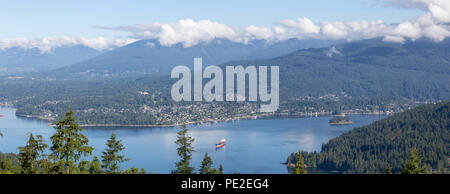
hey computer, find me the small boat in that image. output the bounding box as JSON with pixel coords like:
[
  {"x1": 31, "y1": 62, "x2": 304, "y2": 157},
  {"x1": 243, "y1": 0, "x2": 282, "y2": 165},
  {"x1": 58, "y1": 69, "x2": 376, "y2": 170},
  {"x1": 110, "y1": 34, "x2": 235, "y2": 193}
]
[
  {"x1": 215, "y1": 138, "x2": 226, "y2": 149},
  {"x1": 216, "y1": 143, "x2": 226, "y2": 149},
  {"x1": 0, "y1": 114, "x2": 4, "y2": 118}
]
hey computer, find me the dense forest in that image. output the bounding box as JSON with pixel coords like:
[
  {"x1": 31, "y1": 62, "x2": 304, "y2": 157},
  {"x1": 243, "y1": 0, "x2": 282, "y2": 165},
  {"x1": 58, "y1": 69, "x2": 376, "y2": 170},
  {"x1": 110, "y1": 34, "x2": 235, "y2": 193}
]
[{"x1": 287, "y1": 101, "x2": 450, "y2": 174}]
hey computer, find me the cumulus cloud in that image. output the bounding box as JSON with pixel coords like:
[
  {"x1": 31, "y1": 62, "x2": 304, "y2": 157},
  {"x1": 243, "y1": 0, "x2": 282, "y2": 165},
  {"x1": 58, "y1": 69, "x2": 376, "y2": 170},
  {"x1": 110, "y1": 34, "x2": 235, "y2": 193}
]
[
  {"x1": 321, "y1": 21, "x2": 349, "y2": 38},
  {"x1": 383, "y1": 35, "x2": 406, "y2": 43},
  {"x1": 94, "y1": 0, "x2": 449, "y2": 47},
  {"x1": 278, "y1": 17, "x2": 320, "y2": 35},
  {"x1": 382, "y1": 0, "x2": 450, "y2": 23},
  {"x1": 95, "y1": 19, "x2": 241, "y2": 47},
  {"x1": 244, "y1": 26, "x2": 275, "y2": 42},
  {"x1": 5, "y1": 0, "x2": 449, "y2": 50},
  {"x1": 0, "y1": 36, "x2": 137, "y2": 52}
]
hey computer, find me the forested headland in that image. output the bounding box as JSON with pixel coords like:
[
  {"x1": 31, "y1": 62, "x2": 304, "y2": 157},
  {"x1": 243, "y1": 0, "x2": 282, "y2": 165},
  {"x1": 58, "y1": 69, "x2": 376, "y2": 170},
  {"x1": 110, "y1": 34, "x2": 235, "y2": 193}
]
[{"x1": 287, "y1": 101, "x2": 450, "y2": 174}]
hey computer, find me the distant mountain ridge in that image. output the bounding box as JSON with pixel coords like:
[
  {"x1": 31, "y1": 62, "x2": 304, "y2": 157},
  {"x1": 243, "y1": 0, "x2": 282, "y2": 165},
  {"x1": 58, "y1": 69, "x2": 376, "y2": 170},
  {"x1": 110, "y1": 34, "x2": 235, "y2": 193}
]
[
  {"x1": 0, "y1": 46, "x2": 104, "y2": 76},
  {"x1": 42, "y1": 38, "x2": 343, "y2": 79},
  {"x1": 220, "y1": 38, "x2": 450, "y2": 101},
  {"x1": 1, "y1": 38, "x2": 449, "y2": 125}
]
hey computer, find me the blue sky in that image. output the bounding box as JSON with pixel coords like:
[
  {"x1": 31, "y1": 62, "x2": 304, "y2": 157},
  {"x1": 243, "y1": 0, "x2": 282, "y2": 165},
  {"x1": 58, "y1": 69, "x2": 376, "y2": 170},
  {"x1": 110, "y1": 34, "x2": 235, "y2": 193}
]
[{"x1": 0, "y1": 0, "x2": 426, "y2": 38}]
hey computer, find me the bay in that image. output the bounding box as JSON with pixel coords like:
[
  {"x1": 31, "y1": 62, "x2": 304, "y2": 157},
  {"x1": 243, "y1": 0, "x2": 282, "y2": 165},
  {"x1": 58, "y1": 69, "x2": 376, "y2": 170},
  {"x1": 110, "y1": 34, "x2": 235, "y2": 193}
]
[{"x1": 0, "y1": 106, "x2": 383, "y2": 174}]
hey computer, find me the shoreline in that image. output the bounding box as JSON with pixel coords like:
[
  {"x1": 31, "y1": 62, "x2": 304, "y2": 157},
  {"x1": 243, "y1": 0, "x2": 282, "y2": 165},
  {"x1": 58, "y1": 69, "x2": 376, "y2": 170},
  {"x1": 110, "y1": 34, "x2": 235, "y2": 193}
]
[{"x1": 15, "y1": 111, "x2": 388, "y2": 128}]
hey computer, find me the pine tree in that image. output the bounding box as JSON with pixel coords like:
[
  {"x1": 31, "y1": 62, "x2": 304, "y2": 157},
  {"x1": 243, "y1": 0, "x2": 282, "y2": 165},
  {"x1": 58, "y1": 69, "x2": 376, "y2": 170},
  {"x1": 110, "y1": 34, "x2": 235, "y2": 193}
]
[
  {"x1": 89, "y1": 156, "x2": 103, "y2": 174},
  {"x1": 101, "y1": 132, "x2": 129, "y2": 173},
  {"x1": 0, "y1": 158, "x2": 13, "y2": 174},
  {"x1": 401, "y1": 148, "x2": 429, "y2": 174},
  {"x1": 385, "y1": 165, "x2": 392, "y2": 174},
  {"x1": 123, "y1": 167, "x2": 140, "y2": 174},
  {"x1": 139, "y1": 168, "x2": 147, "y2": 174},
  {"x1": 199, "y1": 152, "x2": 213, "y2": 174},
  {"x1": 174, "y1": 124, "x2": 195, "y2": 174},
  {"x1": 18, "y1": 133, "x2": 48, "y2": 174},
  {"x1": 219, "y1": 164, "x2": 224, "y2": 174},
  {"x1": 77, "y1": 161, "x2": 90, "y2": 174},
  {"x1": 293, "y1": 152, "x2": 307, "y2": 174},
  {"x1": 50, "y1": 108, "x2": 93, "y2": 174}
]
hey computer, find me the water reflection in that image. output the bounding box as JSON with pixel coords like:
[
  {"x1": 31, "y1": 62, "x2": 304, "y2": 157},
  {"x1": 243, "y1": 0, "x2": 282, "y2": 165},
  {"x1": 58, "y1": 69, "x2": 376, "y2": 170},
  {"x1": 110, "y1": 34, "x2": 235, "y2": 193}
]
[{"x1": 0, "y1": 106, "x2": 382, "y2": 174}]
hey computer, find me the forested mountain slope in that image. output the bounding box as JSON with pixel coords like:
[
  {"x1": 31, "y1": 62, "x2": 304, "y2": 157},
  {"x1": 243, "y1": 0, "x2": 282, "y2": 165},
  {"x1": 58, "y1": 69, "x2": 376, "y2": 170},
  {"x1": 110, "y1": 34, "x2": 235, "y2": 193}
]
[{"x1": 287, "y1": 101, "x2": 450, "y2": 174}]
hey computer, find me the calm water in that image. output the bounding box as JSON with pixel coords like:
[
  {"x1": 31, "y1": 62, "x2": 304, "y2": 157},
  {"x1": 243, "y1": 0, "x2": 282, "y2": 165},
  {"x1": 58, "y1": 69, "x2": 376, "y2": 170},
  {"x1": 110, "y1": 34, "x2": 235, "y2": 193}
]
[{"x1": 0, "y1": 106, "x2": 383, "y2": 174}]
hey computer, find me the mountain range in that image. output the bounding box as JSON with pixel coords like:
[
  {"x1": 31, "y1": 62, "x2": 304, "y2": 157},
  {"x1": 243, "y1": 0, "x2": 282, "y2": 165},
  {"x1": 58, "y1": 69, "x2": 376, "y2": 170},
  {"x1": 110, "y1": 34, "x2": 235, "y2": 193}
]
[
  {"x1": 33, "y1": 38, "x2": 343, "y2": 79},
  {"x1": 0, "y1": 46, "x2": 103, "y2": 76},
  {"x1": 0, "y1": 38, "x2": 449, "y2": 125}
]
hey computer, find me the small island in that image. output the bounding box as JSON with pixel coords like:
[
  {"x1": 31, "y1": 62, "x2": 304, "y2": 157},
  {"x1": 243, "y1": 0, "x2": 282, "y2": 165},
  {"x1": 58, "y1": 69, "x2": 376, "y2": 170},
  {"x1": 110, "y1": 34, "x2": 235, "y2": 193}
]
[{"x1": 329, "y1": 113, "x2": 352, "y2": 125}]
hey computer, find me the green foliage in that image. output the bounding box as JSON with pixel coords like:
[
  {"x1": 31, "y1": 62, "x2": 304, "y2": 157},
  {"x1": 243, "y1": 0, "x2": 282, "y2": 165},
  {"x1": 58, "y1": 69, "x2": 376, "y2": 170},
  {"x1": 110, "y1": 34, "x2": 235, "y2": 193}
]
[
  {"x1": 77, "y1": 160, "x2": 90, "y2": 174},
  {"x1": 89, "y1": 156, "x2": 103, "y2": 174},
  {"x1": 287, "y1": 101, "x2": 450, "y2": 174},
  {"x1": 173, "y1": 124, "x2": 195, "y2": 174},
  {"x1": 401, "y1": 148, "x2": 429, "y2": 174},
  {"x1": 50, "y1": 108, "x2": 93, "y2": 174},
  {"x1": 293, "y1": 152, "x2": 307, "y2": 174},
  {"x1": 123, "y1": 167, "x2": 139, "y2": 174},
  {"x1": 219, "y1": 164, "x2": 223, "y2": 174},
  {"x1": 101, "y1": 133, "x2": 129, "y2": 173},
  {"x1": 0, "y1": 109, "x2": 149, "y2": 174},
  {"x1": 199, "y1": 153, "x2": 213, "y2": 174},
  {"x1": 329, "y1": 115, "x2": 352, "y2": 125},
  {"x1": 385, "y1": 165, "x2": 392, "y2": 174},
  {"x1": 0, "y1": 153, "x2": 21, "y2": 174},
  {"x1": 123, "y1": 167, "x2": 147, "y2": 174},
  {"x1": 18, "y1": 133, "x2": 48, "y2": 174},
  {"x1": 199, "y1": 152, "x2": 222, "y2": 174}
]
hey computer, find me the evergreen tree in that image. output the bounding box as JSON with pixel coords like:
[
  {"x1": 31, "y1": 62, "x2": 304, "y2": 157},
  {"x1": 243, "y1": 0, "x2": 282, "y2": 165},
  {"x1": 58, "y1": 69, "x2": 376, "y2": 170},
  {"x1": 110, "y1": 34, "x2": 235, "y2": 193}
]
[
  {"x1": 0, "y1": 158, "x2": 13, "y2": 174},
  {"x1": 174, "y1": 124, "x2": 195, "y2": 174},
  {"x1": 77, "y1": 161, "x2": 90, "y2": 174},
  {"x1": 293, "y1": 152, "x2": 307, "y2": 174},
  {"x1": 37, "y1": 158, "x2": 54, "y2": 174},
  {"x1": 401, "y1": 148, "x2": 429, "y2": 174},
  {"x1": 50, "y1": 108, "x2": 93, "y2": 174},
  {"x1": 101, "y1": 132, "x2": 129, "y2": 173},
  {"x1": 385, "y1": 165, "x2": 392, "y2": 174},
  {"x1": 123, "y1": 167, "x2": 140, "y2": 174},
  {"x1": 18, "y1": 133, "x2": 48, "y2": 174},
  {"x1": 199, "y1": 152, "x2": 213, "y2": 174},
  {"x1": 219, "y1": 164, "x2": 224, "y2": 174},
  {"x1": 139, "y1": 168, "x2": 147, "y2": 174},
  {"x1": 89, "y1": 156, "x2": 103, "y2": 174}
]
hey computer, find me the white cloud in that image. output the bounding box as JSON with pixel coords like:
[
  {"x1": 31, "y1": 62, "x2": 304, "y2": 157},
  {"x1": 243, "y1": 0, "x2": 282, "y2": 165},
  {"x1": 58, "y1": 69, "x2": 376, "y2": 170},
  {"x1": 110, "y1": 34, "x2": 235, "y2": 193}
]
[
  {"x1": 278, "y1": 17, "x2": 320, "y2": 34},
  {"x1": 422, "y1": 24, "x2": 450, "y2": 42},
  {"x1": 244, "y1": 26, "x2": 275, "y2": 42},
  {"x1": 0, "y1": 36, "x2": 137, "y2": 52},
  {"x1": 321, "y1": 21, "x2": 349, "y2": 38},
  {"x1": 382, "y1": 0, "x2": 450, "y2": 23},
  {"x1": 383, "y1": 35, "x2": 406, "y2": 43},
  {"x1": 94, "y1": 0, "x2": 449, "y2": 47},
  {"x1": 88, "y1": 0, "x2": 450, "y2": 46},
  {"x1": 325, "y1": 46, "x2": 342, "y2": 57},
  {"x1": 428, "y1": 1, "x2": 450, "y2": 23},
  {"x1": 4, "y1": 0, "x2": 450, "y2": 50},
  {"x1": 393, "y1": 21, "x2": 422, "y2": 40},
  {"x1": 98, "y1": 19, "x2": 241, "y2": 47}
]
